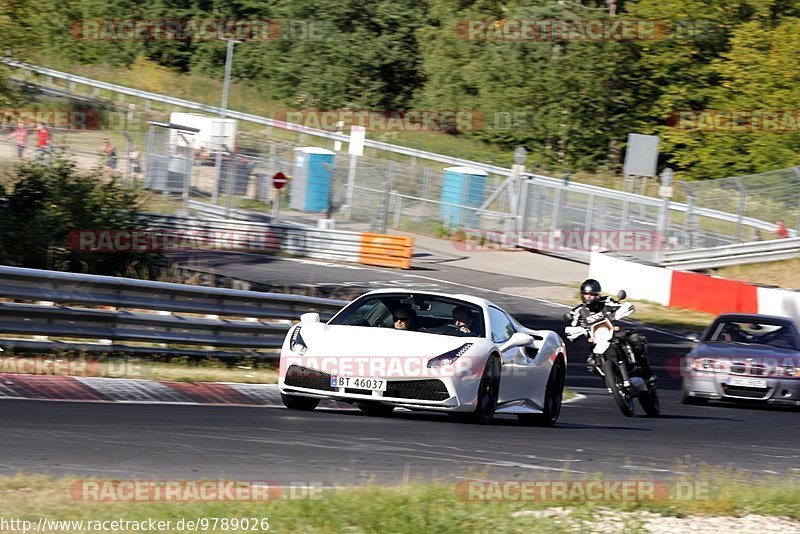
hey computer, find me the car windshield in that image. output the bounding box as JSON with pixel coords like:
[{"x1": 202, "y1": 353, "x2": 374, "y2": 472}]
[
  {"x1": 328, "y1": 293, "x2": 485, "y2": 337},
  {"x1": 707, "y1": 320, "x2": 799, "y2": 350}
]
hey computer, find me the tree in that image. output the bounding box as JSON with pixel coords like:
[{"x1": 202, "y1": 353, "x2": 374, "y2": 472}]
[{"x1": 0, "y1": 157, "x2": 160, "y2": 275}]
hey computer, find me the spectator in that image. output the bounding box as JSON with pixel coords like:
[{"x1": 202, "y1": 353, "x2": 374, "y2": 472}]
[
  {"x1": 5, "y1": 123, "x2": 28, "y2": 159},
  {"x1": 129, "y1": 145, "x2": 142, "y2": 180},
  {"x1": 34, "y1": 123, "x2": 51, "y2": 162},
  {"x1": 100, "y1": 138, "x2": 118, "y2": 177},
  {"x1": 769, "y1": 220, "x2": 789, "y2": 239},
  {"x1": 392, "y1": 305, "x2": 421, "y2": 331}
]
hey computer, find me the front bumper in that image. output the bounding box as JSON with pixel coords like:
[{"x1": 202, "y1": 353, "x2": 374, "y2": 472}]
[
  {"x1": 683, "y1": 371, "x2": 800, "y2": 406},
  {"x1": 279, "y1": 364, "x2": 479, "y2": 412}
]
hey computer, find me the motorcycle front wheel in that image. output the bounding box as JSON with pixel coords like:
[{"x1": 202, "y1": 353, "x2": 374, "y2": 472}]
[{"x1": 602, "y1": 358, "x2": 635, "y2": 417}]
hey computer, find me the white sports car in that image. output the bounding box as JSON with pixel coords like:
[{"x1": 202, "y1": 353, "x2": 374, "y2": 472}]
[{"x1": 278, "y1": 289, "x2": 567, "y2": 425}]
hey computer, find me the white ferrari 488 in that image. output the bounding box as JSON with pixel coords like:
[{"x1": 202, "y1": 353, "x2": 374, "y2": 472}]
[{"x1": 278, "y1": 289, "x2": 567, "y2": 425}]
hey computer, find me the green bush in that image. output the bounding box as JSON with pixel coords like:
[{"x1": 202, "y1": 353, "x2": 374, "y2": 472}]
[{"x1": 0, "y1": 156, "x2": 161, "y2": 275}]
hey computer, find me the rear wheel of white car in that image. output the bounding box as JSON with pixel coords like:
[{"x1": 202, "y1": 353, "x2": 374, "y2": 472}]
[
  {"x1": 357, "y1": 402, "x2": 395, "y2": 416},
  {"x1": 465, "y1": 354, "x2": 500, "y2": 424},
  {"x1": 518, "y1": 359, "x2": 565, "y2": 427},
  {"x1": 281, "y1": 393, "x2": 320, "y2": 411}
]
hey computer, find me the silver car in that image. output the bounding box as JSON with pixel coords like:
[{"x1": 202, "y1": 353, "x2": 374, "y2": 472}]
[{"x1": 682, "y1": 314, "x2": 800, "y2": 407}]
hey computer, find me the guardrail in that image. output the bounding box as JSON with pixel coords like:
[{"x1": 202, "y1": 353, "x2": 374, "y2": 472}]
[
  {"x1": 661, "y1": 237, "x2": 800, "y2": 270},
  {"x1": 0, "y1": 265, "x2": 347, "y2": 359},
  {"x1": 142, "y1": 212, "x2": 415, "y2": 269}
]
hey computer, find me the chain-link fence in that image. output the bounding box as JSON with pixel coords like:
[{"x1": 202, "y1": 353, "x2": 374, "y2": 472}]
[
  {"x1": 679, "y1": 167, "x2": 800, "y2": 245},
  {"x1": 3, "y1": 115, "x2": 797, "y2": 265}
]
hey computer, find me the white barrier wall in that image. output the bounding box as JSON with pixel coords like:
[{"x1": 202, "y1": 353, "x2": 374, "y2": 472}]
[
  {"x1": 756, "y1": 287, "x2": 800, "y2": 324},
  {"x1": 589, "y1": 252, "x2": 672, "y2": 305}
]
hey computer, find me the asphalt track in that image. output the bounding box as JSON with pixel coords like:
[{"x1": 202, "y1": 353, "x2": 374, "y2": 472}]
[{"x1": 1, "y1": 253, "x2": 798, "y2": 483}]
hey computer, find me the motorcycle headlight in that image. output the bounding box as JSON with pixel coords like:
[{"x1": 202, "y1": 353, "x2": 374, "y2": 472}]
[
  {"x1": 427, "y1": 344, "x2": 473, "y2": 368},
  {"x1": 289, "y1": 326, "x2": 308, "y2": 355}
]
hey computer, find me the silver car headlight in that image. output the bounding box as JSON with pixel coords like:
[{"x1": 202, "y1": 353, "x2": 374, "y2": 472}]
[
  {"x1": 427, "y1": 344, "x2": 473, "y2": 368},
  {"x1": 289, "y1": 326, "x2": 308, "y2": 355}
]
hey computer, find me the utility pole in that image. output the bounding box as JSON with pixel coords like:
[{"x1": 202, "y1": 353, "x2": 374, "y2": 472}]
[{"x1": 211, "y1": 38, "x2": 241, "y2": 206}]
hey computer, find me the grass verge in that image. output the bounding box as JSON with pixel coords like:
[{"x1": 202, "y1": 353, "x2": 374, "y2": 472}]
[
  {"x1": 714, "y1": 258, "x2": 800, "y2": 290},
  {"x1": 0, "y1": 472, "x2": 798, "y2": 533}
]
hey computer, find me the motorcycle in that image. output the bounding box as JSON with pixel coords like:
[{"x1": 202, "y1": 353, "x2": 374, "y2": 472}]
[{"x1": 564, "y1": 290, "x2": 660, "y2": 417}]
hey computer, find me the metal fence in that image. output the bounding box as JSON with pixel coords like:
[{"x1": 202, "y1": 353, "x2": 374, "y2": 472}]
[{"x1": 679, "y1": 167, "x2": 800, "y2": 245}]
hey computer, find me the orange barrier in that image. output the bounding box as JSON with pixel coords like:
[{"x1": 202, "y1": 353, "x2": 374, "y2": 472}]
[
  {"x1": 669, "y1": 270, "x2": 758, "y2": 315},
  {"x1": 358, "y1": 234, "x2": 414, "y2": 269}
]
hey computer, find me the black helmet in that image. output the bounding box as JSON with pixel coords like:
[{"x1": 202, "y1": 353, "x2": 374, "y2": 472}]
[{"x1": 580, "y1": 279, "x2": 602, "y2": 309}]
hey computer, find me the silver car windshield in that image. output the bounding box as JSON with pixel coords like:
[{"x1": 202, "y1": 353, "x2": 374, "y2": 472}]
[{"x1": 709, "y1": 321, "x2": 799, "y2": 350}]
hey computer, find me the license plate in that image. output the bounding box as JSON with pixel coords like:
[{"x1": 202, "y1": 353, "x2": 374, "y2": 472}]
[
  {"x1": 330, "y1": 375, "x2": 386, "y2": 391},
  {"x1": 728, "y1": 376, "x2": 767, "y2": 388}
]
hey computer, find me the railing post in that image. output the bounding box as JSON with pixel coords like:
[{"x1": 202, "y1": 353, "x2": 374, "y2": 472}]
[{"x1": 734, "y1": 177, "x2": 746, "y2": 242}]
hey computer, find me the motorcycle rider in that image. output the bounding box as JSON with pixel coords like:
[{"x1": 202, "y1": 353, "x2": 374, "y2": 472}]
[{"x1": 567, "y1": 279, "x2": 656, "y2": 386}]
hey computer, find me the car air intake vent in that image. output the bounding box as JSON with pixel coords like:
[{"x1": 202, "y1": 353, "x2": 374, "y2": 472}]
[
  {"x1": 722, "y1": 385, "x2": 768, "y2": 399},
  {"x1": 285, "y1": 365, "x2": 334, "y2": 391},
  {"x1": 385, "y1": 380, "x2": 449, "y2": 401}
]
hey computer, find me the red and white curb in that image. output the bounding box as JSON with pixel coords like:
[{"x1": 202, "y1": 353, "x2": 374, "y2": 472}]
[
  {"x1": 0, "y1": 374, "x2": 294, "y2": 407},
  {"x1": 0, "y1": 374, "x2": 585, "y2": 410}
]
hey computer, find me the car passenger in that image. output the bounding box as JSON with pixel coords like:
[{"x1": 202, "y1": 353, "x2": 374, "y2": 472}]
[{"x1": 392, "y1": 305, "x2": 421, "y2": 331}]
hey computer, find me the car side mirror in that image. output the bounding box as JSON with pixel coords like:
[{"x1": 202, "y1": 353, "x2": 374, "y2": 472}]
[
  {"x1": 300, "y1": 312, "x2": 320, "y2": 323},
  {"x1": 617, "y1": 290, "x2": 627, "y2": 300},
  {"x1": 499, "y1": 332, "x2": 534, "y2": 352},
  {"x1": 687, "y1": 333, "x2": 700, "y2": 343}
]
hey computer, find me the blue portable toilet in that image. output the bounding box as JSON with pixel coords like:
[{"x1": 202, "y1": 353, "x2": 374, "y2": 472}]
[
  {"x1": 290, "y1": 147, "x2": 336, "y2": 212},
  {"x1": 439, "y1": 166, "x2": 488, "y2": 227}
]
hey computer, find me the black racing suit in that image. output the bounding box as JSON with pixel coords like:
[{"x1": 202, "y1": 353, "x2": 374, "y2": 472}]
[{"x1": 566, "y1": 297, "x2": 654, "y2": 382}]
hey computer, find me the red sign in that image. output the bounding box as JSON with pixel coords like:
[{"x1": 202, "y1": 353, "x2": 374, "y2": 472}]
[{"x1": 272, "y1": 172, "x2": 288, "y2": 190}]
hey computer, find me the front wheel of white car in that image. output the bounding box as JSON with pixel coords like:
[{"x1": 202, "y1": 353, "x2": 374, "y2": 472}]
[
  {"x1": 281, "y1": 393, "x2": 320, "y2": 411},
  {"x1": 464, "y1": 354, "x2": 500, "y2": 424},
  {"x1": 518, "y1": 359, "x2": 564, "y2": 427}
]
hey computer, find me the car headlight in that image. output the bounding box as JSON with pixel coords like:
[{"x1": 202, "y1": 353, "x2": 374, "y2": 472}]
[
  {"x1": 427, "y1": 344, "x2": 473, "y2": 368},
  {"x1": 289, "y1": 326, "x2": 308, "y2": 355}
]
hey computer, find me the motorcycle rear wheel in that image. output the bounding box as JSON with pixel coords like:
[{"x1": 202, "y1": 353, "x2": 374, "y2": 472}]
[
  {"x1": 602, "y1": 359, "x2": 635, "y2": 417},
  {"x1": 639, "y1": 389, "x2": 661, "y2": 417}
]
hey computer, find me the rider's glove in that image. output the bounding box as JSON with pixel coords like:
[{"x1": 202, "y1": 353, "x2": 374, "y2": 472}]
[{"x1": 565, "y1": 326, "x2": 586, "y2": 341}]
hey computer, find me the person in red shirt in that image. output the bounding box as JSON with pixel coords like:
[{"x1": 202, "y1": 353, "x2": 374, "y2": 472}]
[
  {"x1": 37, "y1": 123, "x2": 51, "y2": 151},
  {"x1": 770, "y1": 220, "x2": 789, "y2": 239},
  {"x1": 5, "y1": 122, "x2": 28, "y2": 159}
]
